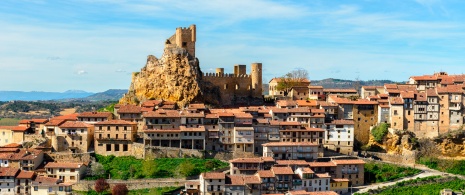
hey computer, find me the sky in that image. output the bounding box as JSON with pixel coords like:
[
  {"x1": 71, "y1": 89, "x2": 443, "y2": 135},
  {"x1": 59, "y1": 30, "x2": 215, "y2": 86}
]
[{"x1": 1, "y1": 0, "x2": 465, "y2": 92}]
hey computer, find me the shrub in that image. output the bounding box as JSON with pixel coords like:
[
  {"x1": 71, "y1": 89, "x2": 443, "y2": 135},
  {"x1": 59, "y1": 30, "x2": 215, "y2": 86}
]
[
  {"x1": 112, "y1": 184, "x2": 128, "y2": 195},
  {"x1": 94, "y1": 178, "x2": 109, "y2": 194},
  {"x1": 371, "y1": 123, "x2": 389, "y2": 143}
]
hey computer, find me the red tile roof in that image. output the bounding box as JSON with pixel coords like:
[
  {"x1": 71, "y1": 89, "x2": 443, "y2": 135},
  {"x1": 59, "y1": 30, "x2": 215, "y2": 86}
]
[
  {"x1": 141, "y1": 100, "x2": 163, "y2": 107},
  {"x1": 277, "y1": 100, "x2": 297, "y2": 107},
  {"x1": 33, "y1": 176, "x2": 61, "y2": 185},
  {"x1": 188, "y1": 103, "x2": 206, "y2": 110},
  {"x1": 202, "y1": 172, "x2": 225, "y2": 179},
  {"x1": 117, "y1": 105, "x2": 142, "y2": 114},
  {"x1": 45, "y1": 162, "x2": 85, "y2": 169},
  {"x1": 78, "y1": 112, "x2": 112, "y2": 118},
  {"x1": 0, "y1": 167, "x2": 19, "y2": 177},
  {"x1": 271, "y1": 166, "x2": 294, "y2": 175},
  {"x1": 308, "y1": 162, "x2": 336, "y2": 167},
  {"x1": 332, "y1": 159, "x2": 366, "y2": 165},
  {"x1": 230, "y1": 157, "x2": 274, "y2": 163},
  {"x1": 52, "y1": 113, "x2": 79, "y2": 120},
  {"x1": 262, "y1": 142, "x2": 318, "y2": 147},
  {"x1": 17, "y1": 170, "x2": 35, "y2": 179},
  {"x1": 180, "y1": 126, "x2": 205, "y2": 132},
  {"x1": 276, "y1": 160, "x2": 309, "y2": 166},
  {"x1": 12, "y1": 126, "x2": 29, "y2": 132},
  {"x1": 95, "y1": 120, "x2": 137, "y2": 125},
  {"x1": 243, "y1": 175, "x2": 261, "y2": 184},
  {"x1": 143, "y1": 109, "x2": 180, "y2": 118},
  {"x1": 390, "y1": 97, "x2": 404, "y2": 105},
  {"x1": 59, "y1": 121, "x2": 91, "y2": 128},
  {"x1": 226, "y1": 175, "x2": 245, "y2": 185},
  {"x1": 257, "y1": 170, "x2": 275, "y2": 178}
]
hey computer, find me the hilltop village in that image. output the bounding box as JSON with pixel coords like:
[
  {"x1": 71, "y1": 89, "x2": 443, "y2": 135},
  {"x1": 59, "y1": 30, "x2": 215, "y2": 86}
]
[
  {"x1": 1, "y1": 25, "x2": 465, "y2": 194},
  {"x1": 0, "y1": 70, "x2": 463, "y2": 194}
]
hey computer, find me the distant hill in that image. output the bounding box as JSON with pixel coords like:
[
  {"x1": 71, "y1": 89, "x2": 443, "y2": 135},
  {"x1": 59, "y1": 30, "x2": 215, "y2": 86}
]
[
  {"x1": 82, "y1": 89, "x2": 127, "y2": 101},
  {"x1": 0, "y1": 90, "x2": 94, "y2": 101},
  {"x1": 311, "y1": 78, "x2": 399, "y2": 89}
]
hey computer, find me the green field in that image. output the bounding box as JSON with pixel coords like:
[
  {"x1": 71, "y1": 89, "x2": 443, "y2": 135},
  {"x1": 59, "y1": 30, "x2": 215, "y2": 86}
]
[
  {"x1": 355, "y1": 176, "x2": 465, "y2": 195},
  {"x1": 0, "y1": 118, "x2": 20, "y2": 126},
  {"x1": 89, "y1": 154, "x2": 229, "y2": 180},
  {"x1": 418, "y1": 157, "x2": 465, "y2": 176},
  {"x1": 364, "y1": 161, "x2": 421, "y2": 184},
  {"x1": 75, "y1": 186, "x2": 181, "y2": 195}
]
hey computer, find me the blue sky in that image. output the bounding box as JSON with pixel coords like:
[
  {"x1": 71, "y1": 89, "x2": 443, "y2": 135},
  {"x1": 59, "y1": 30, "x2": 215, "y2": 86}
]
[{"x1": 1, "y1": 0, "x2": 465, "y2": 92}]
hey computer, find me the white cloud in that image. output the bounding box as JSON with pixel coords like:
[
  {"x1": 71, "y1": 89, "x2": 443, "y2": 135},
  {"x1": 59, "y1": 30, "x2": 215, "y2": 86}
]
[{"x1": 76, "y1": 70, "x2": 88, "y2": 75}]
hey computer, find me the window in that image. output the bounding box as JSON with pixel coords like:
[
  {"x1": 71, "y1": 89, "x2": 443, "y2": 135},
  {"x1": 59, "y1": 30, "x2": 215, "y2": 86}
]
[
  {"x1": 49, "y1": 187, "x2": 53, "y2": 192},
  {"x1": 123, "y1": 144, "x2": 128, "y2": 151},
  {"x1": 71, "y1": 169, "x2": 75, "y2": 172},
  {"x1": 115, "y1": 144, "x2": 120, "y2": 151},
  {"x1": 106, "y1": 144, "x2": 111, "y2": 151},
  {"x1": 59, "y1": 186, "x2": 63, "y2": 191},
  {"x1": 34, "y1": 187, "x2": 38, "y2": 191}
]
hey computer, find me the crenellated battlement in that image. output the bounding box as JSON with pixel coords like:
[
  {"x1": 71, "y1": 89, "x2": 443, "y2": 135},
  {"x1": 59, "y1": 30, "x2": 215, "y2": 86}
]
[{"x1": 203, "y1": 72, "x2": 251, "y2": 78}]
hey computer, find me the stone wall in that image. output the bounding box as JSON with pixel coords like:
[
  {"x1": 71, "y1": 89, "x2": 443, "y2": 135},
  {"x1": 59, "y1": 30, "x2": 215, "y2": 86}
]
[
  {"x1": 47, "y1": 152, "x2": 92, "y2": 164},
  {"x1": 144, "y1": 146, "x2": 259, "y2": 161},
  {"x1": 364, "y1": 149, "x2": 416, "y2": 165},
  {"x1": 132, "y1": 143, "x2": 145, "y2": 159},
  {"x1": 73, "y1": 178, "x2": 186, "y2": 191}
]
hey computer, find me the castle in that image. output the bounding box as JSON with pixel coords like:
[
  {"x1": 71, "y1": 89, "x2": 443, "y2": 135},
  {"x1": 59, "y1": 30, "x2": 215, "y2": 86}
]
[{"x1": 120, "y1": 24, "x2": 264, "y2": 107}]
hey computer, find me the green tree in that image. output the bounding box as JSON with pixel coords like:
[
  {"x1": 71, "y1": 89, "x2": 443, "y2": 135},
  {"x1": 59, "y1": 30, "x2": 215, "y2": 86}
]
[
  {"x1": 179, "y1": 160, "x2": 196, "y2": 177},
  {"x1": 276, "y1": 69, "x2": 309, "y2": 96},
  {"x1": 371, "y1": 123, "x2": 389, "y2": 143},
  {"x1": 142, "y1": 159, "x2": 157, "y2": 178},
  {"x1": 91, "y1": 162, "x2": 105, "y2": 178}
]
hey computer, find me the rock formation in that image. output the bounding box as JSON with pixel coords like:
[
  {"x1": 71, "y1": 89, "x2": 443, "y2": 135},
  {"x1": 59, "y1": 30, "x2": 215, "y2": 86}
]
[{"x1": 119, "y1": 24, "x2": 263, "y2": 107}]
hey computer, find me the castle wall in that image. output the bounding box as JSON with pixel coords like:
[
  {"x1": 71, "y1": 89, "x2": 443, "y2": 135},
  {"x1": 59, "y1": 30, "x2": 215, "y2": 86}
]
[
  {"x1": 203, "y1": 73, "x2": 254, "y2": 106},
  {"x1": 251, "y1": 63, "x2": 263, "y2": 97}
]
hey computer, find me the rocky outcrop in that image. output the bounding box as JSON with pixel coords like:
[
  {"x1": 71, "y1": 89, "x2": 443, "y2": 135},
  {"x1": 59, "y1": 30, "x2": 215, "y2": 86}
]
[
  {"x1": 119, "y1": 47, "x2": 220, "y2": 107},
  {"x1": 366, "y1": 130, "x2": 416, "y2": 154},
  {"x1": 434, "y1": 130, "x2": 465, "y2": 157}
]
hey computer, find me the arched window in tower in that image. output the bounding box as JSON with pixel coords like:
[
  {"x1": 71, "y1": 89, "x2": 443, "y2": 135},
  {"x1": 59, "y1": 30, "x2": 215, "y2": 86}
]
[
  {"x1": 236, "y1": 84, "x2": 239, "y2": 90},
  {"x1": 224, "y1": 84, "x2": 228, "y2": 89}
]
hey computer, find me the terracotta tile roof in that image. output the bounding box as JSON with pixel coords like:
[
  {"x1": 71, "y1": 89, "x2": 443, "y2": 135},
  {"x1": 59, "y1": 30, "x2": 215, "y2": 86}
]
[
  {"x1": 269, "y1": 121, "x2": 300, "y2": 126},
  {"x1": 386, "y1": 88, "x2": 400, "y2": 94},
  {"x1": 400, "y1": 91, "x2": 415, "y2": 99},
  {"x1": 0, "y1": 143, "x2": 21, "y2": 148},
  {"x1": 384, "y1": 84, "x2": 398, "y2": 89},
  {"x1": 331, "y1": 178, "x2": 350, "y2": 182},
  {"x1": 59, "y1": 121, "x2": 92, "y2": 128},
  {"x1": 332, "y1": 159, "x2": 366, "y2": 165},
  {"x1": 202, "y1": 172, "x2": 225, "y2": 179},
  {"x1": 45, "y1": 162, "x2": 84, "y2": 169},
  {"x1": 277, "y1": 100, "x2": 297, "y2": 107},
  {"x1": 296, "y1": 100, "x2": 318, "y2": 107},
  {"x1": 243, "y1": 175, "x2": 261, "y2": 184},
  {"x1": 308, "y1": 85, "x2": 323, "y2": 89},
  {"x1": 188, "y1": 103, "x2": 206, "y2": 110},
  {"x1": 416, "y1": 92, "x2": 427, "y2": 101},
  {"x1": 271, "y1": 166, "x2": 294, "y2": 175},
  {"x1": 95, "y1": 120, "x2": 137, "y2": 125},
  {"x1": 179, "y1": 111, "x2": 205, "y2": 118},
  {"x1": 143, "y1": 109, "x2": 180, "y2": 118},
  {"x1": 205, "y1": 113, "x2": 219, "y2": 119},
  {"x1": 276, "y1": 160, "x2": 308, "y2": 165},
  {"x1": 311, "y1": 109, "x2": 325, "y2": 113},
  {"x1": 78, "y1": 112, "x2": 112, "y2": 118},
  {"x1": 185, "y1": 180, "x2": 200, "y2": 186},
  {"x1": 379, "y1": 104, "x2": 390, "y2": 108},
  {"x1": 17, "y1": 170, "x2": 35, "y2": 179},
  {"x1": 326, "y1": 120, "x2": 354, "y2": 125},
  {"x1": 299, "y1": 167, "x2": 314, "y2": 173},
  {"x1": 308, "y1": 162, "x2": 336, "y2": 167},
  {"x1": 318, "y1": 101, "x2": 338, "y2": 107},
  {"x1": 160, "y1": 104, "x2": 176, "y2": 109},
  {"x1": 304, "y1": 127, "x2": 325, "y2": 132},
  {"x1": 180, "y1": 126, "x2": 205, "y2": 132},
  {"x1": 11, "y1": 149, "x2": 43, "y2": 160},
  {"x1": 12, "y1": 126, "x2": 29, "y2": 132},
  {"x1": 263, "y1": 142, "x2": 318, "y2": 147},
  {"x1": 0, "y1": 153, "x2": 14, "y2": 159},
  {"x1": 411, "y1": 75, "x2": 437, "y2": 81},
  {"x1": 141, "y1": 100, "x2": 163, "y2": 107},
  {"x1": 144, "y1": 129, "x2": 180, "y2": 133},
  {"x1": 362, "y1": 86, "x2": 383, "y2": 90},
  {"x1": 270, "y1": 108, "x2": 289, "y2": 113},
  {"x1": 217, "y1": 112, "x2": 235, "y2": 117},
  {"x1": 390, "y1": 97, "x2": 404, "y2": 105},
  {"x1": 117, "y1": 105, "x2": 142, "y2": 114},
  {"x1": 353, "y1": 99, "x2": 378, "y2": 105},
  {"x1": 426, "y1": 88, "x2": 438, "y2": 97},
  {"x1": 19, "y1": 119, "x2": 49, "y2": 124},
  {"x1": 233, "y1": 113, "x2": 253, "y2": 119},
  {"x1": 226, "y1": 175, "x2": 245, "y2": 185},
  {"x1": 437, "y1": 85, "x2": 463, "y2": 94},
  {"x1": 0, "y1": 148, "x2": 19, "y2": 153},
  {"x1": 141, "y1": 107, "x2": 154, "y2": 112},
  {"x1": 397, "y1": 84, "x2": 417, "y2": 91},
  {"x1": 329, "y1": 96, "x2": 354, "y2": 104},
  {"x1": 0, "y1": 167, "x2": 19, "y2": 177},
  {"x1": 33, "y1": 176, "x2": 60, "y2": 185},
  {"x1": 288, "y1": 107, "x2": 311, "y2": 113},
  {"x1": 45, "y1": 119, "x2": 67, "y2": 126},
  {"x1": 0, "y1": 126, "x2": 16, "y2": 130},
  {"x1": 257, "y1": 170, "x2": 275, "y2": 178}
]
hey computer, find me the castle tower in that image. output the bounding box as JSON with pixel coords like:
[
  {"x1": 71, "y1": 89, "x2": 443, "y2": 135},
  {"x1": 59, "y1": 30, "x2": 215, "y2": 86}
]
[
  {"x1": 175, "y1": 24, "x2": 196, "y2": 58},
  {"x1": 251, "y1": 63, "x2": 262, "y2": 95},
  {"x1": 216, "y1": 68, "x2": 224, "y2": 76},
  {"x1": 234, "y1": 64, "x2": 247, "y2": 76}
]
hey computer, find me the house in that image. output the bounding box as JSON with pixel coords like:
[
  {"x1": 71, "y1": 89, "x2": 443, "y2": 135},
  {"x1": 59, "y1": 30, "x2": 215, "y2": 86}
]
[
  {"x1": 199, "y1": 172, "x2": 226, "y2": 195},
  {"x1": 324, "y1": 120, "x2": 354, "y2": 155},
  {"x1": 229, "y1": 157, "x2": 274, "y2": 175},
  {"x1": 16, "y1": 170, "x2": 36, "y2": 195},
  {"x1": 262, "y1": 142, "x2": 320, "y2": 161},
  {"x1": 77, "y1": 112, "x2": 113, "y2": 124},
  {"x1": 31, "y1": 176, "x2": 72, "y2": 195},
  {"x1": 94, "y1": 120, "x2": 138, "y2": 156},
  {"x1": 44, "y1": 162, "x2": 86, "y2": 183},
  {"x1": 331, "y1": 159, "x2": 365, "y2": 186},
  {"x1": 57, "y1": 121, "x2": 94, "y2": 153},
  {"x1": 10, "y1": 148, "x2": 44, "y2": 171},
  {"x1": 0, "y1": 167, "x2": 19, "y2": 195}
]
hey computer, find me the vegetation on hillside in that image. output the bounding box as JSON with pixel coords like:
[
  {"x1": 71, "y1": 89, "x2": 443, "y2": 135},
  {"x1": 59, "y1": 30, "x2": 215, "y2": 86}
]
[
  {"x1": 364, "y1": 162, "x2": 421, "y2": 184},
  {"x1": 75, "y1": 186, "x2": 181, "y2": 195},
  {"x1": 0, "y1": 118, "x2": 20, "y2": 126},
  {"x1": 89, "y1": 155, "x2": 229, "y2": 180},
  {"x1": 355, "y1": 176, "x2": 465, "y2": 195},
  {"x1": 371, "y1": 123, "x2": 390, "y2": 143}
]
